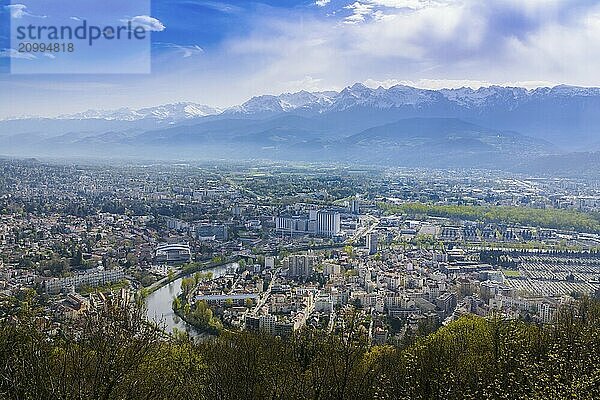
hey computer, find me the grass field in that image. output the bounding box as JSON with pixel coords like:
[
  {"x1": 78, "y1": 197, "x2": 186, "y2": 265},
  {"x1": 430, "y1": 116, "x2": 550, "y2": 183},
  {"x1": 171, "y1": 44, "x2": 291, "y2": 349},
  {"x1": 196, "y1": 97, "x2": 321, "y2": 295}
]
[{"x1": 502, "y1": 269, "x2": 521, "y2": 278}]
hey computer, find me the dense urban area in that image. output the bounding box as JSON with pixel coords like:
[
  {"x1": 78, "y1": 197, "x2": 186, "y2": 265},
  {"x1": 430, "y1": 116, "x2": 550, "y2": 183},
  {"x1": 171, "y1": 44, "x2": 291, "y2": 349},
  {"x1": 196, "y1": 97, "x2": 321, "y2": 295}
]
[{"x1": 1, "y1": 158, "x2": 599, "y2": 399}]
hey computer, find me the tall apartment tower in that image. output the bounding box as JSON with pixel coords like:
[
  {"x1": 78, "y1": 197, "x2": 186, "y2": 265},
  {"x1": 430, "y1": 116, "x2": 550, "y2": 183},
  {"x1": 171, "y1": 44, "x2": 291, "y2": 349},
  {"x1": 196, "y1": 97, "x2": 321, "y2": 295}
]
[
  {"x1": 350, "y1": 199, "x2": 360, "y2": 214},
  {"x1": 317, "y1": 210, "x2": 341, "y2": 237},
  {"x1": 366, "y1": 233, "x2": 378, "y2": 255},
  {"x1": 286, "y1": 255, "x2": 317, "y2": 279}
]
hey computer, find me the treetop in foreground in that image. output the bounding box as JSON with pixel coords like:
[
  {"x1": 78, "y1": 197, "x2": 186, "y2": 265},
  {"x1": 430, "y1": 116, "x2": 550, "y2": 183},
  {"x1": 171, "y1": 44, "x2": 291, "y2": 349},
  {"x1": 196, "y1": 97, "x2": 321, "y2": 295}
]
[{"x1": 1, "y1": 297, "x2": 599, "y2": 400}]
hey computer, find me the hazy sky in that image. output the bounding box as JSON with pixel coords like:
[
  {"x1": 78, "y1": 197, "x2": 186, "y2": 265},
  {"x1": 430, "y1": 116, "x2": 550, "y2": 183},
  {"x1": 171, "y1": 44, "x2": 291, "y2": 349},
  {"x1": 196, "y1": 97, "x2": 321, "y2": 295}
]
[{"x1": 1, "y1": 0, "x2": 600, "y2": 118}]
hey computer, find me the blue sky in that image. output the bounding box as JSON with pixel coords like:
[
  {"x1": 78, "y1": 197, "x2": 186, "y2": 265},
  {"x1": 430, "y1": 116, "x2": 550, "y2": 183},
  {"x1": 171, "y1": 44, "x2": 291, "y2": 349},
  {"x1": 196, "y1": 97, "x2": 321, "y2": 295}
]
[{"x1": 1, "y1": 0, "x2": 600, "y2": 117}]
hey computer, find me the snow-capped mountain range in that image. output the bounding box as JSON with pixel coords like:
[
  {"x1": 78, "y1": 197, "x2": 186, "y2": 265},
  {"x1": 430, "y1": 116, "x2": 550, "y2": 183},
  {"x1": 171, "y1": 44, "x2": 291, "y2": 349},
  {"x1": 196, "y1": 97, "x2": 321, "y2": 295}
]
[
  {"x1": 2, "y1": 82, "x2": 600, "y2": 173},
  {"x1": 56, "y1": 102, "x2": 223, "y2": 122},
  {"x1": 22, "y1": 83, "x2": 600, "y2": 122},
  {"x1": 230, "y1": 83, "x2": 600, "y2": 115}
]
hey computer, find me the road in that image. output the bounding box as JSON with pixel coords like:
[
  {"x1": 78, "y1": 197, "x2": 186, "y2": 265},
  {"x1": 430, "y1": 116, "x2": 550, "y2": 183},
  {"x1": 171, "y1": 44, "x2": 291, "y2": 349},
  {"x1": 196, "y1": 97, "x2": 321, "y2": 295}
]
[
  {"x1": 250, "y1": 267, "x2": 280, "y2": 316},
  {"x1": 350, "y1": 214, "x2": 380, "y2": 243}
]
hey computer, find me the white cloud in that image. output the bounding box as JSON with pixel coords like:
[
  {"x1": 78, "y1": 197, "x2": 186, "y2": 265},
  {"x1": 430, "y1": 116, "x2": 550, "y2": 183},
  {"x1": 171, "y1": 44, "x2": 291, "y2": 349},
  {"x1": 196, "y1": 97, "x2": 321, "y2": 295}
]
[
  {"x1": 0, "y1": 48, "x2": 37, "y2": 60},
  {"x1": 216, "y1": 0, "x2": 600, "y2": 101},
  {"x1": 4, "y1": 4, "x2": 46, "y2": 19},
  {"x1": 362, "y1": 78, "x2": 559, "y2": 90},
  {"x1": 501, "y1": 7, "x2": 600, "y2": 84},
  {"x1": 5, "y1": 4, "x2": 27, "y2": 18},
  {"x1": 315, "y1": 0, "x2": 331, "y2": 6},
  {"x1": 124, "y1": 15, "x2": 166, "y2": 32},
  {"x1": 365, "y1": 0, "x2": 450, "y2": 10},
  {"x1": 180, "y1": 45, "x2": 204, "y2": 58},
  {"x1": 156, "y1": 43, "x2": 204, "y2": 58},
  {"x1": 344, "y1": 2, "x2": 375, "y2": 24},
  {"x1": 281, "y1": 76, "x2": 337, "y2": 93},
  {"x1": 342, "y1": 0, "x2": 452, "y2": 24},
  {"x1": 191, "y1": 1, "x2": 244, "y2": 14}
]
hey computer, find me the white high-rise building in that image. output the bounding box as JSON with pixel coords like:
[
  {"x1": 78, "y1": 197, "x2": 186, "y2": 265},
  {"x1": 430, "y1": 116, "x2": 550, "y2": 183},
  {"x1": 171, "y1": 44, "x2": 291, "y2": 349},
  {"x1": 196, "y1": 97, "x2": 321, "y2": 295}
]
[
  {"x1": 317, "y1": 210, "x2": 341, "y2": 237},
  {"x1": 275, "y1": 209, "x2": 341, "y2": 237}
]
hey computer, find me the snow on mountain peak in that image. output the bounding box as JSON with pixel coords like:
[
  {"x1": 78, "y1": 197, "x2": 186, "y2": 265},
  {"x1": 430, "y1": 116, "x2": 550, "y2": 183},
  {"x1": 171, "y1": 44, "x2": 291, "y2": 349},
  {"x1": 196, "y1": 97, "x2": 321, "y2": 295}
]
[
  {"x1": 439, "y1": 86, "x2": 530, "y2": 108},
  {"x1": 46, "y1": 83, "x2": 600, "y2": 121},
  {"x1": 544, "y1": 85, "x2": 600, "y2": 97},
  {"x1": 58, "y1": 103, "x2": 222, "y2": 121}
]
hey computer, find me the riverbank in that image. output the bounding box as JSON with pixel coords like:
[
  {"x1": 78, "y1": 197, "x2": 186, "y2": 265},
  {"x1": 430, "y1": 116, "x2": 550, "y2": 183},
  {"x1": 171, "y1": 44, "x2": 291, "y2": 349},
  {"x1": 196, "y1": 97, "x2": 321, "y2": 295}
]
[
  {"x1": 142, "y1": 257, "x2": 240, "y2": 297},
  {"x1": 172, "y1": 306, "x2": 221, "y2": 337},
  {"x1": 143, "y1": 245, "x2": 347, "y2": 336},
  {"x1": 144, "y1": 262, "x2": 238, "y2": 336}
]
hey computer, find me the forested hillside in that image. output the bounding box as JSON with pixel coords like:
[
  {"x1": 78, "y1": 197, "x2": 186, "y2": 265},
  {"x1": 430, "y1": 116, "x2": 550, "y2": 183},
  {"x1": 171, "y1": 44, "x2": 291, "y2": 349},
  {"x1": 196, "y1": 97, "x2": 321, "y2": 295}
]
[{"x1": 1, "y1": 299, "x2": 599, "y2": 400}]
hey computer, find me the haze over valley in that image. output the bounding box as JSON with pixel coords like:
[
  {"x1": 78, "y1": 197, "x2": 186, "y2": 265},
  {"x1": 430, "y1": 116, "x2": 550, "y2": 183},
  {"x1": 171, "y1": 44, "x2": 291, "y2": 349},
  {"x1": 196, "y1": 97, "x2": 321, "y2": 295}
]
[{"x1": 2, "y1": 83, "x2": 599, "y2": 175}]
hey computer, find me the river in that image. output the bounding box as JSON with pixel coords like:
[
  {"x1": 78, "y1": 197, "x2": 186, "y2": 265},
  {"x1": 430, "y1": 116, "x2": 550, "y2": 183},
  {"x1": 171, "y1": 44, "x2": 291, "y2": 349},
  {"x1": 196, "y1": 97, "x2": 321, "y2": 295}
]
[{"x1": 144, "y1": 262, "x2": 238, "y2": 336}]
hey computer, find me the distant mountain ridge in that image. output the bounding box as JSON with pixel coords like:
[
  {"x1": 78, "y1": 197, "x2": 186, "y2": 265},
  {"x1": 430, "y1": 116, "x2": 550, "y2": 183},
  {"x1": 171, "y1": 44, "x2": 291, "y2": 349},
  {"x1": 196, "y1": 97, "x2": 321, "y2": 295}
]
[
  {"x1": 57, "y1": 102, "x2": 223, "y2": 122},
  {"x1": 11, "y1": 83, "x2": 600, "y2": 123},
  {"x1": 230, "y1": 83, "x2": 600, "y2": 114},
  {"x1": 1, "y1": 83, "x2": 600, "y2": 173}
]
